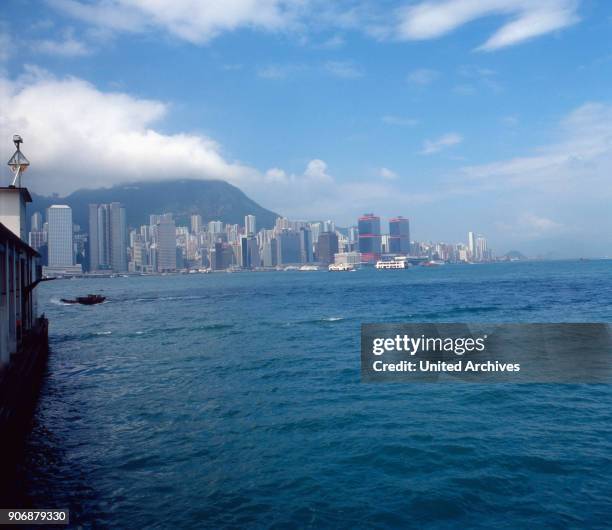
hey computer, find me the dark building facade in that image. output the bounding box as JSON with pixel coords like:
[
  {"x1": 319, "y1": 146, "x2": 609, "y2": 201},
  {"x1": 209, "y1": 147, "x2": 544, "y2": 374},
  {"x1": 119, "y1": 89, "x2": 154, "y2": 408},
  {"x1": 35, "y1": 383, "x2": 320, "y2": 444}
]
[
  {"x1": 389, "y1": 217, "x2": 410, "y2": 254},
  {"x1": 317, "y1": 231, "x2": 339, "y2": 265},
  {"x1": 358, "y1": 213, "x2": 381, "y2": 264}
]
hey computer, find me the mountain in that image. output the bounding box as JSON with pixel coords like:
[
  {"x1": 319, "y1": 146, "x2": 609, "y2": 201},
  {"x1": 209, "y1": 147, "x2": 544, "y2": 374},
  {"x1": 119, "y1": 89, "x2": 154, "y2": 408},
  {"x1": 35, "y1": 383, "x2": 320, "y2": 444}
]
[{"x1": 30, "y1": 179, "x2": 279, "y2": 230}]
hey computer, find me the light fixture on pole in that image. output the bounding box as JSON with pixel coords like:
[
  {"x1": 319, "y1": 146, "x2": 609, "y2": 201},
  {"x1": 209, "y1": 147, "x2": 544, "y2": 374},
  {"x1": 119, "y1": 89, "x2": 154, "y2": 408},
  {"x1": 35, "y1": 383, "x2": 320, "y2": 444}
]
[{"x1": 7, "y1": 134, "x2": 30, "y2": 187}]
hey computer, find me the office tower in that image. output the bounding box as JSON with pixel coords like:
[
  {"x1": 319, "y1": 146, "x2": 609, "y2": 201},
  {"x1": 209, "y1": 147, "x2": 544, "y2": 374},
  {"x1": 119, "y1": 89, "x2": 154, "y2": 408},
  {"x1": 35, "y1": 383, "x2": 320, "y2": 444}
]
[
  {"x1": 317, "y1": 231, "x2": 339, "y2": 265},
  {"x1": 88, "y1": 204, "x2": 99, "y2": 271},
  {"x1": 150, "y1": 214, "x2": 163, "y2": 226},
  {"x1": 299, "y1": 227, "x2": 313, "y2": 263},
  {"x1": 245, "y1": 215, "x2": 256, "y2": 237},
  {"x1": 358, "y1": 213, "x2": 382, "y2": 263},
  {"x1": 47, "y1": 205, "x2": 74, "y2": 267},
  {"x1": 323, "y1": 220, "x2": 335, "y2": 233},
  {"x1": 97, "y1": 204, "x2": 111, "y2": 268},
  {"x1": 31, "y1": 211, "x2": 42, "y2": 231},
  {"x1": 468, "y1": 231, "x2": 475, "y2": 260},
  {"x1": 241, "y1": 236, "x2": 260, "y2": 269},
  {"x1": 191, "y1": 214, "x2": 202, "y2": 235},
  {"x1": 262, "y1": 239, "x2": 277, "y2": 267},
  {"x1": 110, "y1": 202, "x2": 127, "y2": 272},
  {"x1": 476, "y1": 235, "x2": 488, "y2": 262},
  {"x1": 389, "y1": 217, "x2": 410, "y2": 254},
  {"x1": 157, "y1": 216, "x2": 177, "y2": 271},
  {"x1": 276, "y1": 230, "x2": 301, "y2": 265},
  {"x1": 89, "y1": 203, "x2": 127, "y2": 272}
]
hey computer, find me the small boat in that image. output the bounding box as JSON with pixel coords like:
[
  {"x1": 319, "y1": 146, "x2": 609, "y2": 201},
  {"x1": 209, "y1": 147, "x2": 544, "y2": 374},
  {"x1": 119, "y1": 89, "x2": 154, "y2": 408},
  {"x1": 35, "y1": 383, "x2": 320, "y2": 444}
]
[{"x1": 61, "y1": 294, "x2": 106, "y2": 305}]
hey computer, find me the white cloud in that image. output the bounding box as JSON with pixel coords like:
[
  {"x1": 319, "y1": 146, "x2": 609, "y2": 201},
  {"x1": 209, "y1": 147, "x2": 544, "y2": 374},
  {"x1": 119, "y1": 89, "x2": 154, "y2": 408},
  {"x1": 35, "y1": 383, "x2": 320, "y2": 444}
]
[
  {"x1": 497, "y1": 213, "x2": 563, "y2": 239},
  {"x1": 421, "y1": 132, "x2": 463, "y2": 155},
  {"x1": 406, "y1": 68, "x2": 439, "y2": 85},
  {"x1": 460, "y1": 103, "x2": 612, "y2": 191},
  {"x1": 49, "y1": 0, "x2": 302, "y2": 44},
  {"x1": 0, "y1": 68, "x2": 257, "y2": 195},
  {"x1": 324, "y1": 60, "x2": 363, "y2": 79},
  {"x1": 379, "y1": 167, "x2": 398, "y2": 180},
  {"x1": 30, "y1": 35, "x2": 91, "y2": 57},
  {"x1": 397, "y1": 0, "x2": 580, "y2": 51}
]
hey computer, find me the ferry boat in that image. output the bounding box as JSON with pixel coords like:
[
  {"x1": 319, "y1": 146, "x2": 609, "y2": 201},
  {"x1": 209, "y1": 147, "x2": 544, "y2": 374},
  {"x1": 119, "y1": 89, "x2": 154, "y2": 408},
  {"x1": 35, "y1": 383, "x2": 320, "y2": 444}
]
[
  {"x1": 375, "y1": 260, "x2": 407, "y2": 269},
  {"x1": 299, "y1": 265, "x2": 320, "y2": 271},
  {"x1": 329, "y1": 263, "x2": 354, "y2": 271}
]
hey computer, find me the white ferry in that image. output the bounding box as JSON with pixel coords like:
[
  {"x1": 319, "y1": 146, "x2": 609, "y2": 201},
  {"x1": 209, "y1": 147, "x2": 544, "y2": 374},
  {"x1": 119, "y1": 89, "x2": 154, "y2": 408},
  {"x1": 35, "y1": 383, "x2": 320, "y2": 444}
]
[
  {"x1": 329, "y1": 263, "x2": 355, "y2": 271},
  {"x1": 375, "y1": 260, "x2": 407, "y2": 269},
  {"x1": 299, "y1": 265, "x2": 320, "y2": 271}
]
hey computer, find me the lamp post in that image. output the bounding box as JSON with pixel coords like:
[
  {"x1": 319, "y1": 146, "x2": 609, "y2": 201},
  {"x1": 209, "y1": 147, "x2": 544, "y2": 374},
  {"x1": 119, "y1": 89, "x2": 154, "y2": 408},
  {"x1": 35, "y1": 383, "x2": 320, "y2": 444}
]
[{"x1": 7, "y1": 134, "x2": 30, "y2": 187}]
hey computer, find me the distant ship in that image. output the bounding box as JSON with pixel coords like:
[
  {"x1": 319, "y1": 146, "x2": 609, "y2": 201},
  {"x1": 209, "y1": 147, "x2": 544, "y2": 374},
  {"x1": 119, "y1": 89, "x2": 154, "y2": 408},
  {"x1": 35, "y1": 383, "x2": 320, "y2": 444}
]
[
  {"x1": 329, "y1": 263, "x2": 355, "y2": 271},
  {"x1": 61, "y1": 294, "x2": 106, "y2": 305}
]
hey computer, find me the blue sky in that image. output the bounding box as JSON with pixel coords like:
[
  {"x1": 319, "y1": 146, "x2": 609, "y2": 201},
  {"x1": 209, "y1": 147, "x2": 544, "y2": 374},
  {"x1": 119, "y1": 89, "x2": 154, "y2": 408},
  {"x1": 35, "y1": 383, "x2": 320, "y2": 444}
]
[{"x1": 1, "y1": 0, "x2": 612, "y2": 257}]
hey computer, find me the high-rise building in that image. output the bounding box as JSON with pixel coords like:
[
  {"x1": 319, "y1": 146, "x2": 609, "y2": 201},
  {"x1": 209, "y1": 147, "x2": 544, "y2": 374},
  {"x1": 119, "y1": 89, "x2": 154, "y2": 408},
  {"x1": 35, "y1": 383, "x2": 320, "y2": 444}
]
[
  {"x1": 47, "y1": 205, "x2": 74, "y2": 268},
  {"x1": 88, "y1": 203, "x2": 127, "y2": 272},
  {"x1": 317, "y1": 231, "x2": 339, "y2": 265},
  {"x1": 31, "y1": 211, "x2": 42, "y2": 231},
  {"x1": 389, "y1": 217, "x2": 410, "y2": 254},
  {"x1": 88, "y1": 204, "x2": 99, "y2": 271},
  {"x1": 299, "y1": 227, "x2": 313, "y2": 263},
  {"x1": 244, "y1": 215, "x2": 256, "y2": 237},
  {"x1": 241, "y1": 236, "x2": 260, "y2": 269},
  {"x1": 358, "y1": 213, "x2": 381, "y2": 263},
  {"x1": 468, "y1": 231, "x2": 475, "y2": 260},
  {"x1": 262, "y1": 239, "x2": 277, "y2": 267},
  {"x1": 208, "y1": 220, "x2": 223, "y2": 234},
  {"x1": 110, "y1": 202, "x2": 127, "y2": 272},
  {"x1": 191, "y1": 214, "x2": 202, "y2": 235},
  {"x1": 276, "y1": 230, "x2": 301, "y2": 265},
  {"x1": 157, "y1": 216, "x2": 177, "y2": 271}
]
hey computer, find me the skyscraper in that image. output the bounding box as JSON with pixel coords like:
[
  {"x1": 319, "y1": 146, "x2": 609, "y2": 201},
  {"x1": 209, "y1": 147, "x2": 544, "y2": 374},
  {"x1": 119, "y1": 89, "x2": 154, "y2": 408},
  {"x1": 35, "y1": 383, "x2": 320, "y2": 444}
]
[
  {"x1": 89, "y1": 203, "x2": 127, "y2": 272},
  {"x1": 358, "y1": 213, "x2": 381, "y2": 264},
  {"x1": 299, "y1": 227, "x2": 313, "y2": 263},
  {"x1": 47, "y1": 205, "x2": 74, "y2": 268},
  {"x1": 88, "y1": 204, "x2": 99, "y2": 271},
  {"x1": 468, "y1": 232, "x2": 475, "y2": 261},
  {"x1": 110, "y1": 202, "x2": 128, "y2": 272},
  {"x1": 31, "y1": 211, "x2": 42, "y2": 231},
  {"x1": 245, "y1": 214, "x2": 256, "y2": 237},
  {"x1": 317, "y1": 231, "x2": 339, "y2": 265},
  {"x1": 157, "y1": 215, "x2": 177, "y2": 271},
  {"x1": 191, "y1": 214, "x2": 202, "y2": 235},
  {"x1": 276, "y1": 230, "x2": 301, "y2": 265},
  {"x1": 389, "y1": 217, "x2": 410, "y2": 254}
]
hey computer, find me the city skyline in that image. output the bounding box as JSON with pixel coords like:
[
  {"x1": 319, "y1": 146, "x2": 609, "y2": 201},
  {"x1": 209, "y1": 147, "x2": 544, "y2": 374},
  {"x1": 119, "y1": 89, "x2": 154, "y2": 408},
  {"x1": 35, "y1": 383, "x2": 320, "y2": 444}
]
[
  {"x1": 31, "y1": 201, "x2": 500, "y2": 276},
  {"x1": 1, "y1": 1, "x2": 612, "y2": 257}
]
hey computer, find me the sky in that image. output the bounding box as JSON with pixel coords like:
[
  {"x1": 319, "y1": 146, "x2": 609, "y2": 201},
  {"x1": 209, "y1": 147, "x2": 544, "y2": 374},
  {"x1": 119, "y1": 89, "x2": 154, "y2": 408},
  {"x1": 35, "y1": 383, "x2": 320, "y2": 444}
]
[{"x1": 1, "y1": 0, "x2": 611, "y2": 257}]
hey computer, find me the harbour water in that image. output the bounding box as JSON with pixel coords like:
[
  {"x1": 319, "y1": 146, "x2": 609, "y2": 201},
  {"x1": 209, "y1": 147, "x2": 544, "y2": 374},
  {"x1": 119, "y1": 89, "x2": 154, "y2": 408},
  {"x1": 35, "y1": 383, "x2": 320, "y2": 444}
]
[{"x1": 15, "y1": 261, "x2": 612, "y2": 527}]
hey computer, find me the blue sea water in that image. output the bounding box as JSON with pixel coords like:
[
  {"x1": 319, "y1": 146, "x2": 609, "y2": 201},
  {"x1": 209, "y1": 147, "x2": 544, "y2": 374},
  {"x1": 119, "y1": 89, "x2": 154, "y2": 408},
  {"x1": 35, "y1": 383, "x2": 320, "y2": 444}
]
[{"x1": 18, "y1": 261, "x2": 612, "y2": 528}]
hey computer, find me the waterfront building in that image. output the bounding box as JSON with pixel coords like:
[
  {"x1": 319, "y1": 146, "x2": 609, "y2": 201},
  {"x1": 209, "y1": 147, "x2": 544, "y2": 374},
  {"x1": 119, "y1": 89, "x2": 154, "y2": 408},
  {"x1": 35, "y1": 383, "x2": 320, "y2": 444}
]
[
  {"x1": 110, "y1": 203, "x2": 127, "y2": 272},
  {"x1": 262, "y1": 238, "x2": 277, "y2": 267},
  {"x1": 46, "y1": 205, "x2": 81, "y2": 275},
  {"x1": 358, "y1": 213, "x2": 382, "y2": 264},
  {"x1": 299, "y1": 227, "x2": 313, "y2": 263},
  {"x1": 241, "y1": 236, "x2": 260, "y2": 269},
  {"x1": 317, "y1": 231, "x2": 339, "y2": 265},
  {"x1": 468, "y1": 231, "x2": 475, "y2": 260},
  {"x1": 334, "y1": 251, "x2": 361, "y2": 266},
  {"x1": 389, "y1": 217, "x2": 410, "y2": 254},
  {"x1": 276, "y1": 230, "x2": 301, "y2": 265},
  {"x1": 157, "y1": 215, "x2": 177, "y2": 271}
]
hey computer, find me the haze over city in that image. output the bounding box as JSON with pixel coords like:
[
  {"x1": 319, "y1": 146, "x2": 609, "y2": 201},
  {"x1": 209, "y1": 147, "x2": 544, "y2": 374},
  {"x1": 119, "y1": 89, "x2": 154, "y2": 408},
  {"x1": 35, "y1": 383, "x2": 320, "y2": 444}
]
[{"x1": 1, "y1": 0, "x2": 612, "y2": 257}]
